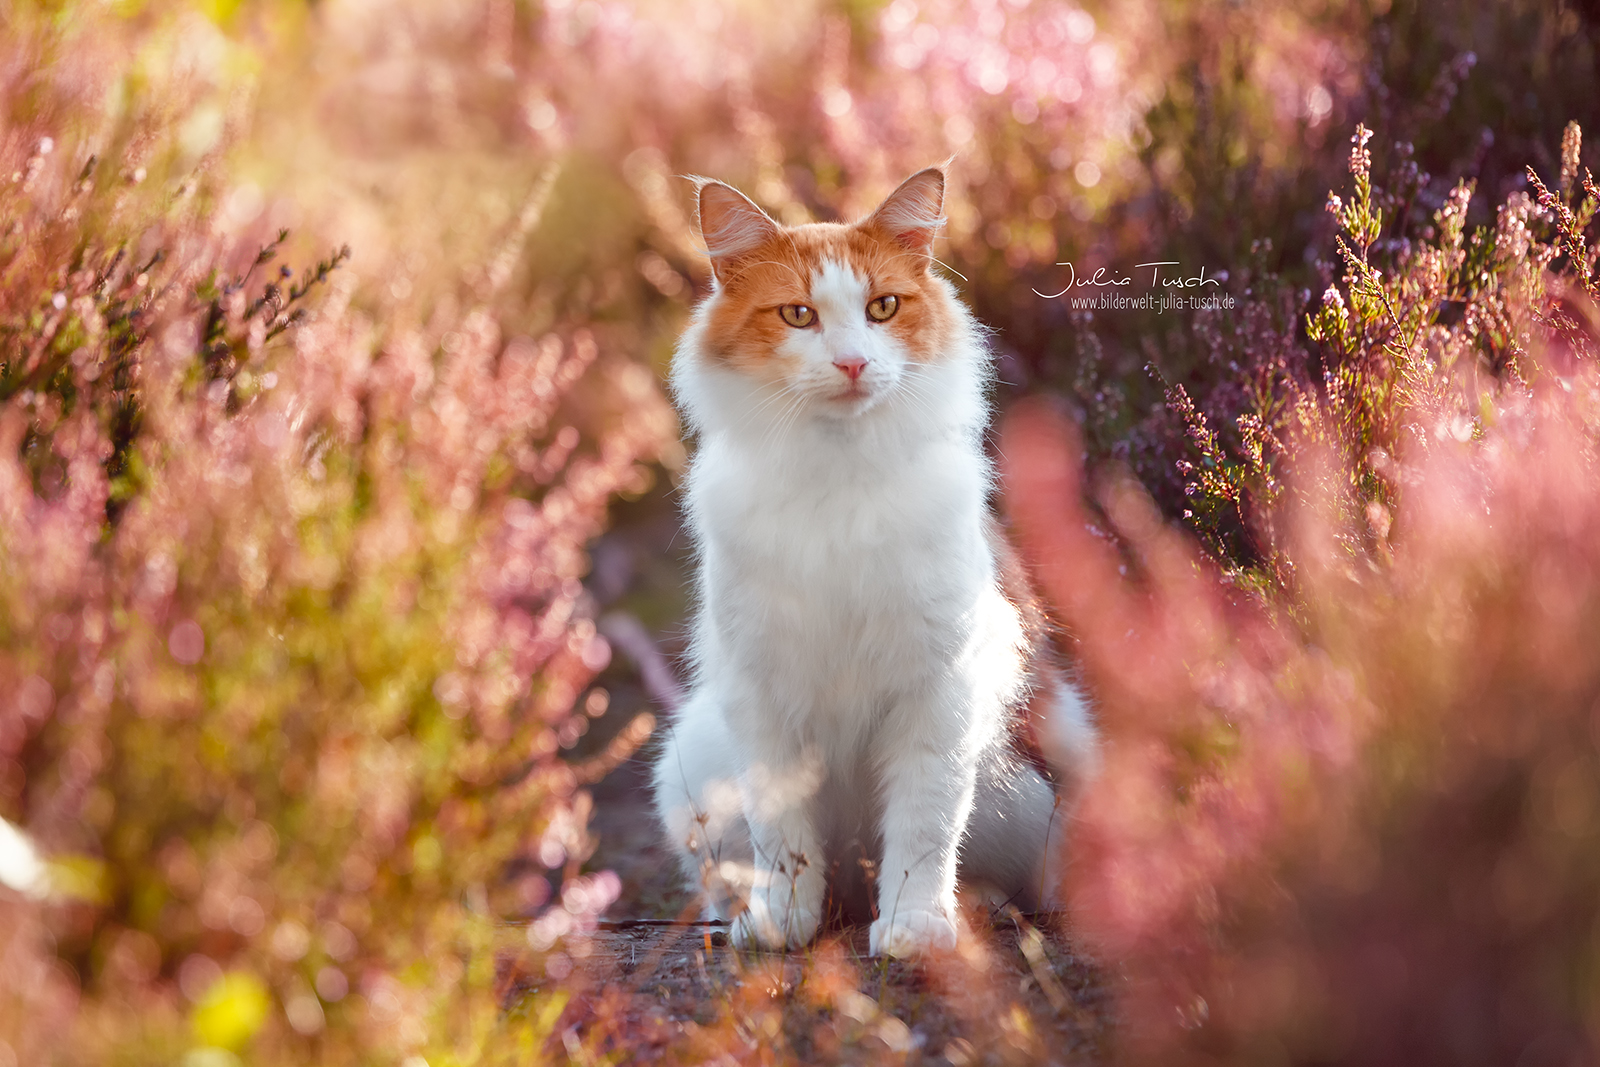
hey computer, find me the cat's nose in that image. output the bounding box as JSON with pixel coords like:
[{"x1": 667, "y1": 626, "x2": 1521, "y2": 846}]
[{"x1": 832, "y1": 355, "x2": 868, "y2": 381}]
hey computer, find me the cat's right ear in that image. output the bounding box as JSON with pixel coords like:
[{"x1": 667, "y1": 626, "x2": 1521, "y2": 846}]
[{"x1": 695, "y1": 179, "x2": 779, "y2": 287}]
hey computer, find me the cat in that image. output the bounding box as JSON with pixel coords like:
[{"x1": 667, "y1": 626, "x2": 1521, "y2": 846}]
[{"x1": 651, "y1": 167, "x2": 1098, "y2": 958}]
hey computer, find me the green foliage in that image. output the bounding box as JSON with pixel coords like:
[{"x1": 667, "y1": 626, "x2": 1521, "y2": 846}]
[{"x1": 1169, "y1": 121, "x2": 1599, "y2": 593}]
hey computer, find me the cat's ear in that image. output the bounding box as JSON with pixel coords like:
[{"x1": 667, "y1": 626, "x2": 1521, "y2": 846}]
[
  {"x1": 867, "y1": 167, "x2": 946, "y2": 263},
  {"x1": 696, "y1": 179, "x2": 779, "y2": 286}
]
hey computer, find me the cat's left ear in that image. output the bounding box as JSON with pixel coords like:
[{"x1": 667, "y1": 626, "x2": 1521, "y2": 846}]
[{"x1": 867, "y1": 168, "x2": 946, "y2": 263}]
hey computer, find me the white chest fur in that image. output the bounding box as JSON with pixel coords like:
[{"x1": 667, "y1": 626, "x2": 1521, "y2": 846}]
[{"x1": 677, "y1": 326, "x2": 1026, "y2": 740}]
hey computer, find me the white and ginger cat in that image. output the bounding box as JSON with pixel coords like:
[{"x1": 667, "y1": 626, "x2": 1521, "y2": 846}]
[{"x1": 652, "y1": 167, "x2": 1098, "y2": 958}]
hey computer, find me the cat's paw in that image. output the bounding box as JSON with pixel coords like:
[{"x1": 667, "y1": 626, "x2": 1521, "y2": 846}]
[
  {"x1": 730, "y1": 893, "x2": 821, "y2": 951},
  {"x1": 869, "y1": 909, "x2": 959, "y2": 958}
]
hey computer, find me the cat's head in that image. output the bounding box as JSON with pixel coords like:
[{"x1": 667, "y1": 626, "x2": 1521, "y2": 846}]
[{"x1": 687, "y1": 168, "x2": 962, "y2": 418}]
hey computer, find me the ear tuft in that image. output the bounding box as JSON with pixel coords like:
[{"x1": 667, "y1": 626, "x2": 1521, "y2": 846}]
[
  {"x1": 696, "y1": 179, "x2": 779, "y2": 284},
  {"x1": 868, "y1": 168, "x2": 946, "y2": 261}
]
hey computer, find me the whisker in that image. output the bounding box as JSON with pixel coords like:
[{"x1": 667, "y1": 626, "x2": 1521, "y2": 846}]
[
  {"x1": 734, "y1": 382, "x2": 802, "y2": 435},
  {"x1": 764, "y1": 390, "x2": 810, "y2": 451},
  {"x1": 744, "y1": 384, "x2": 808, "y2": 454},
  {"x1": 873, "y1": 247, "x2": 968, "y2": 283}
]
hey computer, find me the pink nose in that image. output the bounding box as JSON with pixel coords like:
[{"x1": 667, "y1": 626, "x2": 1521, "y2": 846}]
[{"x1": 833, "y1": 356, "x2": 867, "y2": 381}]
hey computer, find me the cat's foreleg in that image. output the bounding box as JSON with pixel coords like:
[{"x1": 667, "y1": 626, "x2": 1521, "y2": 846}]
[
  {"x1": 870, "y1": 705, "x2": 978, "y2": 956},
  {"x1": 732, "y1": 748, "x2": 828, "y2": 951}
]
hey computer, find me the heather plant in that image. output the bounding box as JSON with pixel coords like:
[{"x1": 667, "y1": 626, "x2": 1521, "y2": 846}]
[
  {"x1": 1161, "y1": 122, "x2": 1599, "y2": 593},
  {"x1": 1040, "y1": 1, "x2": 1598, "y2": 536},
  {"x1": 1, "y1": 12, "x2": 675, "y2": 1066},
  {"x1": 1004, "y1": 346, "x2": 1600, "y2": 1062},
  {"x1": 994, "y1": 122, "x2": 1600, "y2": 1063}
]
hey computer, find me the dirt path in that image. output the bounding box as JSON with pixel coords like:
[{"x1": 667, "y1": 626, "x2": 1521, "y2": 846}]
[
  {"x1": 529, "y1": 754, "x2": 1113, "y2": 1065},
  {"x1": 556, "y1": 918, "x2": 1111, "y2": 1064}
]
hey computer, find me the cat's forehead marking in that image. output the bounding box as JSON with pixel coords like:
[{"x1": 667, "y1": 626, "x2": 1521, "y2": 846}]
[{"x1": 810, "y1": 258, "x2": 869, "y2": 314}]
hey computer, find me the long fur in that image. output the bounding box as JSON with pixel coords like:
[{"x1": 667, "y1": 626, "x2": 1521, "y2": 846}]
[{"x1": 651, "y1": 168, "x2": 1097, "y2": 957}]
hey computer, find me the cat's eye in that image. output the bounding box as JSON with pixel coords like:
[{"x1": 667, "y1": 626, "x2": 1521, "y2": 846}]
[
  {"x1": 778, "y1": 304, "x2": 816, "y2": 328},
  {"x1": 866, "y1": 295, "x2": 899, "y2": 322}
]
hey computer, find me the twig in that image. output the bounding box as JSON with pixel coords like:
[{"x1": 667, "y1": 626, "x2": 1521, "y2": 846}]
[{"x1": 600, "y1": 611, "x2": 685, "y2": 713}]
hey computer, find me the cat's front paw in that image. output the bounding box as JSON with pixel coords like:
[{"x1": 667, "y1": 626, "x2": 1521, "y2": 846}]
[
  {"x1": 730, "y1": 892, "x2": 821, "y2": 951},
  {"x1": 869, "y1": 909, "x2": 958, "y2": 957}
]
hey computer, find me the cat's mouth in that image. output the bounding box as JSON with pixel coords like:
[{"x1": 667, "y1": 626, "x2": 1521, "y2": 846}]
[{"x1": 829, "y1": 381, "x2": 873, "y2": 404}]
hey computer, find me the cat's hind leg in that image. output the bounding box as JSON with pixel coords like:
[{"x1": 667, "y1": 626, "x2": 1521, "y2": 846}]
[
  {"x1": 962, "y1": 681, "x2": 1099, "y2": 911},
  {"x1": 651, "y1": 692, "x2": 751, "y2": 921},
  {"x1": 961, "y1": 750, "x2": 1064, "y2": 912}
]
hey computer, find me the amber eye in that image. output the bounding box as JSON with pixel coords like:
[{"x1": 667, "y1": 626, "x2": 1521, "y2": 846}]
[
  {"x1": 778, "y1": 304, "x2": 816, "y2": 328},
  {"x1": 866, "y1": 295, "x2": 899, "y2": 322}
]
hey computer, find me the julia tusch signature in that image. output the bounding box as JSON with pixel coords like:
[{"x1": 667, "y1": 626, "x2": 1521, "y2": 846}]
[{"x1": 1033, "y1": 260, "x2": 1225, "y2": 299}]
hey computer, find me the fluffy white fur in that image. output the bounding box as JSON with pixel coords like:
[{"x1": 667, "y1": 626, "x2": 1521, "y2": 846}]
[{"x1": 652, "y1": 188, "x2": 1096, "y2": 958}]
